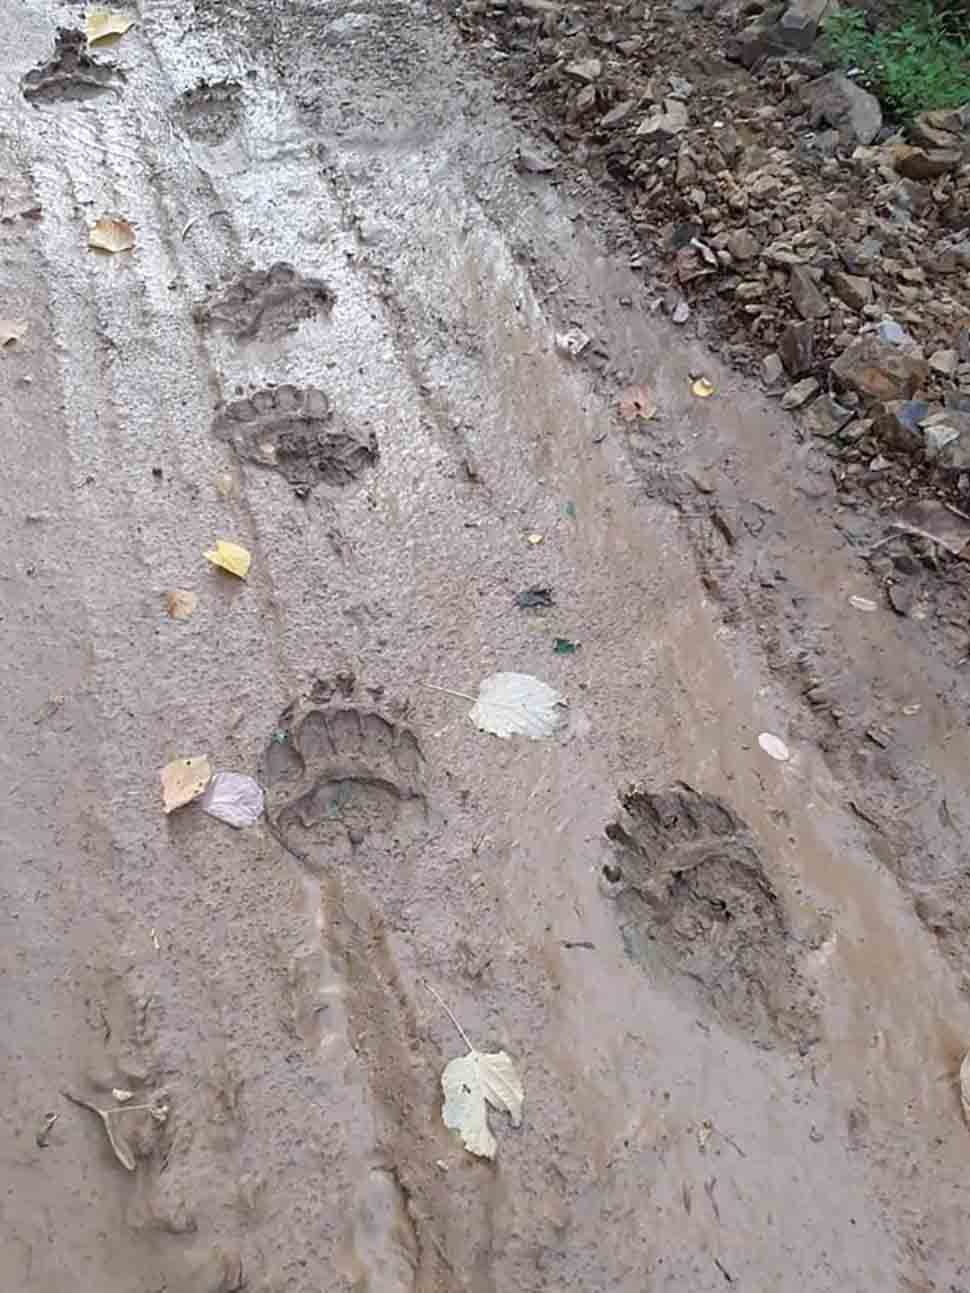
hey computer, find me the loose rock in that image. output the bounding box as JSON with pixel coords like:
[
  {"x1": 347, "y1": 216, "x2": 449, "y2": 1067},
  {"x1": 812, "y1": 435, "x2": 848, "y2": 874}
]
[{"x1": 831, "y1": 336, "x2": 929, "y2": 402}]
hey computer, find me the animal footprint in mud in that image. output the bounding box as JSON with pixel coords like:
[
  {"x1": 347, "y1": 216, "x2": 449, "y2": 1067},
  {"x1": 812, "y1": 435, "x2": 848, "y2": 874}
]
[
  {"x1": 604, "y1": 783, "x2": 820, "y2": 1046},
  {"x1": 21, "y1": 28, "x2": 125, "y2": 104},
  {"x1": 194, "y1": 263, "x2": 333, "y2": 341},
  {"x1": 213, "y1": 385, "x2": 378, "y2": 497},
  {"x1": 261, "y1": 705, "x2": 428, "y2": 868},
  {"x1": 176, "y1": 78, "x2": 242, "y2": 144}
]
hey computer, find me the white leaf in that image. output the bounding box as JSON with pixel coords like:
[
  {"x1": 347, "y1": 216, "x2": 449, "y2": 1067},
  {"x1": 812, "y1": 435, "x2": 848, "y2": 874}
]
[
  {"x1": 758, "y1": 732, "x2": 789, "y2": 762},
  {"x1": 441, "y1": 1049, "x2": 524, "y2": 1159},
  {"x1": 469, "y1": 671, "x2": 563, "y2": 740},
  {"x1": 200, "y1": 772, "x2": 264, "y2": 828},
  {"x1": 961, "y1": 1051, "x2": 970, "y2": 1128}
]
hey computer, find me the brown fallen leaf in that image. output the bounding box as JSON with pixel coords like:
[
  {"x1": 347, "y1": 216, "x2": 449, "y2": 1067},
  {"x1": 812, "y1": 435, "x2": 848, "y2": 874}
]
[
  {"x1": 160, "y1": 755, "x2": 211, "y2": 813},
  {"x1": 0, "y1": 319, "x2": 29, "y2": 350},
  {"x1": 84, "y1": 9, "x2": 135, "y2": 44},
  {"x1": 618, "y1": 385, "x2": 657, "y2": 422},
  {"x1": 165, "y1": 589, "x2": 197, "y2": 621},
  {"x1": 89, "y1": 216, "x2": 135, "y2": 254},
  {"x1": 960, "y1": 1051, "x2": 970, "y2": 1127}
]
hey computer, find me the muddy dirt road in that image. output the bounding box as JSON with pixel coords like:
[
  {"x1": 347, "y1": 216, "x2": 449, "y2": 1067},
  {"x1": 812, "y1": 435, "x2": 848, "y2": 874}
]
[{"x1": 3, "y1": 3, "x2": 970, "y2": 1290}]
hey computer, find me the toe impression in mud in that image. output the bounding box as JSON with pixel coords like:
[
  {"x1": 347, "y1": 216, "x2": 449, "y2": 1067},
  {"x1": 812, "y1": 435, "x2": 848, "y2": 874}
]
[{"x1": 604, "y1": 783, "x2": 821, "y2": 1046}]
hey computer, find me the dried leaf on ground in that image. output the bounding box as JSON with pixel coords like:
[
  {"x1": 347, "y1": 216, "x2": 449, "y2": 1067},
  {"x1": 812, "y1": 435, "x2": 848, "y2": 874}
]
[
  {"x1": 758, "y1": 732, "x2": 790, "y2": 762},
  {"x1": 691, "y1": 377, "x2": 715, "y2": 399},
  {"x1": 0, "y1": 319, "x2": 29, "y2": 350},
  {"x1": 618, "y1": 385, "x2": 657, "y2": 422},
  {"x1": 200, "y1": 772, "x2": 264, "y2": 828},
  {"x1": 442, "y1": 1049, "x2": 524, "y2": 1160},
  {"x1": 204, "y1": 539, "x2": 251, "y2": 579},
  {"x1": 160, "y1": 755, "x2": 211, "y2": 813},
  {"x1": 470, "y1": 671, "x2": 563, "y2": 739},
  {"x1": 165, "y1": 589, "x2": 197, "y2": 620},
  {"x1": 85, "y1": 9, "x2": 135, "y2": 43},
  {"x1": 960, "y1": 1051, "x2": 970, "y2": 1127},
  {"x1": 89, "y1": 216, "x2": 135, "y2": 253},
  {"x1": 515, "y1": 587, "x2": 554, "y2": 609}
]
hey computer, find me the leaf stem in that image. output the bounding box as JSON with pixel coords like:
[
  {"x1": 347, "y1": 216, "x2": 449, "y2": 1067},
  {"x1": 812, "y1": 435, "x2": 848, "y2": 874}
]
[{"x1": 424, "y1": 982, "x2": 475, "y2": 1053}]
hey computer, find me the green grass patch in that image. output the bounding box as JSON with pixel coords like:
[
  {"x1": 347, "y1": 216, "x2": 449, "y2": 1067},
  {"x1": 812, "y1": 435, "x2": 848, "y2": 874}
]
[{"x1": 822, "y1": 2, "x2": 970, "y2": 121}]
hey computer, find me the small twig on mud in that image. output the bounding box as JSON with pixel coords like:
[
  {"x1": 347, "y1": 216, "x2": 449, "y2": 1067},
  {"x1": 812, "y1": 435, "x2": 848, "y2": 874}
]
[
  {"x1": 420, "y1": 682, "x2": 477, "y2": 704},
  {"x1": 711, "y1": 1124, "x2": 746, "y2": 1159},
  {"x1": 560, "y1": 939, "x2": 595, "y2": 950},
  {"x1": 424, "y1": 983, "x2": 475, "y2": 1053},
  {"x1": 714, "y1": 1257, "x2": 735, "y2": 1284},
  {"x1": 181, "y1": 208, "x2": 230, "y2": 240},
  {"x1": 35, "y1": 1112, "x2": 58, "y2": 1148},
  {"x1": 62, "y1": 1090, "x2": 167, "y2": 1172}
]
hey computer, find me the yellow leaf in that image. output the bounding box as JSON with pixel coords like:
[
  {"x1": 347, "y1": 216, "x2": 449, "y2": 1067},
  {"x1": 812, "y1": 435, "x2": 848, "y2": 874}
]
[
  {"x1": 691, "y1": 377, "x2": 715, "y2": 399},
  {"x1": 204, "y1": 539, "x2": 251, "y2": 579},
  {"x1": 89, "y1": 216, "x2": 135, "y2": 253},
  {"x1": 85, "y1": 9, "x2": 135, "y2": 43},
  {"x1": 160, "y1": 755, "x2": 211, "y2": 813},
  {"x1": 0, "y1": 319, "x2": 29, "y2": 350},
  {"x1": 165, "y1": 589, "x2": 197, "y2": 620}
]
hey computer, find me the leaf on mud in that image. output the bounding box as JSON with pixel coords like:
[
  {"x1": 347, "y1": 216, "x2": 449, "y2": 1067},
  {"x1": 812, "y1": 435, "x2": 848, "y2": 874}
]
[
  {"x1": 0, "y1": 319, "x2": 29, "y2": 350},
  {"x1": 470, "y1": 671, "x2": 563, "y2": 740},
  {"x1": 204, "y1": 539, "x2": 251, "y2": 579},
  {"x1": 84, "y1": 9, "x2": 135, "y2": 43},
  {"x1": 200, "y1": 772, "x2": 264, "y2": 828},
  {"x1": 441, "y1": 1049, "x2": 524, "y2": 1160},
  {"x1": 165, "y1": 589, "x2": 197, "y2": 620},
  {"x1": 961, "y1": 1052, "x2": 970, "y2": 1127},
  {"x1": 160, "y1": 755, "x2": 212, "y2": 813},
  {"x1": 757, "y1": 732, "x2": 790, "y2": 762},
  {"x1": 89, "y1": 216, "x2": 135, "y2": 253},
  {"x1": 618, "y1": 385, "x2": 657, "y2": 422},
  {"x1": 515, "y1": 587, "x2": 554, "y2": 610},
  {"x1": 691, "y1": 377, "x2": 715, "y2": 399}
]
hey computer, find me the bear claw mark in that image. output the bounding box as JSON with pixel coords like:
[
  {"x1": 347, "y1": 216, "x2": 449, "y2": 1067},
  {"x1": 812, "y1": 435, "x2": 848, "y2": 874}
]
[
  {"x1": 194, "y1": 263, "x2": 334, "y2": 342},
  {"x1": 212, "y1": 385, "x2": 378, "y2": 497},
  {"x1": 261, "y1": 705, "x2": 427, "y2": 868},
  {"x1": 22, "y1": 29, "x2": 125, "y2": 104},
  {"x1": 605, "y1": 782, "x2": 819, "y2": 1046}
]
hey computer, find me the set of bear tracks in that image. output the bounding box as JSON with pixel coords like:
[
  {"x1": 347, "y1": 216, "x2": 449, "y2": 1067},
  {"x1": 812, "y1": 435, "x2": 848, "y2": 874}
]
[{"x1": 196, "y1": 265, "x2": 379, "y2": 496}]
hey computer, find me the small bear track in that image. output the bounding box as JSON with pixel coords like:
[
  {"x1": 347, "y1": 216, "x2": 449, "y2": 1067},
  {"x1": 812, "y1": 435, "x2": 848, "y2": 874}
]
[
  {"x1": 194, "y1": 263, "x2": 334, "y2": 342},
  {"x1": 605, "y1": 783, "x2": 819, "y2": 1047},
  {"x1": 261, "y1": 704, "x2": 428, "y2": 869},
  {"x1": 21, "y1": 28, "x2": 125, "y2": 104},
  {"x1": 212, "y1": 385, "x2": 379, "y2": 497},
  {"x1": 176, "y1": 78, "x2": 243, "y2": 144}
]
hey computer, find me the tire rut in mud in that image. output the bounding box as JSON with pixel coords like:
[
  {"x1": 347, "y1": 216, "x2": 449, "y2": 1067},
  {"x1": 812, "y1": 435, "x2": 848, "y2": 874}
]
[
  {"x1": 605, "y1": 783, "x2": 820, "y2": 1047},
  {"x1": 21, "y1": 28, "x2": 125, "y2": 104},
  {"x1": 212, "y1": 385, "x2": 379, "y2": 497},
  {"x1": 262, "y1": 701, "x2": 477, "y2": 1291}
]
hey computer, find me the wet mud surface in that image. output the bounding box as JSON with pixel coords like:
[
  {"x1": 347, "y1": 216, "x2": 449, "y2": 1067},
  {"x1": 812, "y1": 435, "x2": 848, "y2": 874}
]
[{"x1": 2, "y1": 1, "x2": 970, "y2": 1291}]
